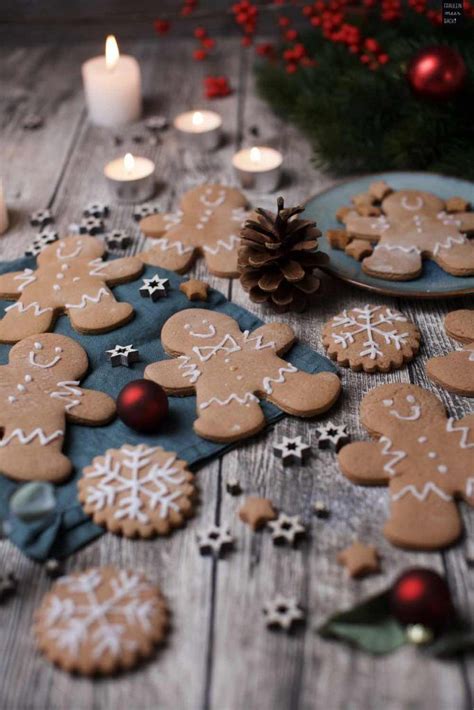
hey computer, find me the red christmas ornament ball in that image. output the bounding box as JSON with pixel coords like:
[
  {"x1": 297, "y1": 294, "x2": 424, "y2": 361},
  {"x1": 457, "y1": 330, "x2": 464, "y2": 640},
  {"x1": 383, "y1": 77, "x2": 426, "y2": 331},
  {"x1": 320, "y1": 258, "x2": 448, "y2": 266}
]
[
  {"x1": 407, "y1": 46, "x2": 467, "y2": 101},
  {"x1": 390, "y1": 568, "x2": 454, "y2": 632},
  {"x1": 117, "y1": 379, "x2": 169, "y2": 434}
]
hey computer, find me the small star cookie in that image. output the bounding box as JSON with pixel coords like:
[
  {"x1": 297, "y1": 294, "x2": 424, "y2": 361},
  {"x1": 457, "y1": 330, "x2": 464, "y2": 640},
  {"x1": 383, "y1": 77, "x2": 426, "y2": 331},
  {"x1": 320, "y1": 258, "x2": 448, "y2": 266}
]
[
  {"x1": 179, "y1": 279, "x2": 209, "y2": 301},
  {"x1": 337, "y1": 541, "x2": 380, "y2": 578},
  {"x1": 238, "y1": 496, "x2": 277, "y2": 530}
]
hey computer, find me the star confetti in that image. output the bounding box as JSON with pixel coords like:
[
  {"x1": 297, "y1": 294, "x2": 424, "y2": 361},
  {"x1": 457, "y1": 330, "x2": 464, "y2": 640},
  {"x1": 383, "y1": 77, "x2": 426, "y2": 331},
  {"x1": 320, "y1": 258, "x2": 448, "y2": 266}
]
[
  {"x1": 226, "y1": 476, "x2": 242, "y2": 496},
  {"x1": 268, "y1": 513, "x2": 306, "y2": 546},
  {"x1": 197, "y1": 525, "x2": 234, "y2": 558},
  {"x1": 133, "y1": 203, "x2": 160, "y2": 221},
  {"x1": 273, "y1": 435, "x2": 311, "y2": 465},
  {"x1": 79, "y1": 216, "x2": 104, "y2": 235},
  {"x1": 24, "y1": 229, "x2": 59, "y2": 257},
  {"x1": 179, "y1": 279, "x2": 209, "y2": 301},
  {"x1": 104, "y1": 229, "x2": 132, "y2": 250},
  {"x1": 239, "y1": 496, "x2": 277, "y2": 531},
  {"x1": 83, "y1": 201, "x2": 109, "y2": 219},
  {"x1": 139, "y1": 274, "x2": 170, "y2": 301},
  {"x1": 106, "y1": 344, "x2": 140, "y2": 368},
  {"x1": 337, "y1": 541, "x2": 380, "y2": 578},
  {"x1": 30, "y1": 208, "x2": 53, "y2": 228},
  {"x1": 263, "y1": 595, "x2": 304, "y2": 631},
  {"x1": 316, "y1": 422, "x2": 350, "y2": 452}
]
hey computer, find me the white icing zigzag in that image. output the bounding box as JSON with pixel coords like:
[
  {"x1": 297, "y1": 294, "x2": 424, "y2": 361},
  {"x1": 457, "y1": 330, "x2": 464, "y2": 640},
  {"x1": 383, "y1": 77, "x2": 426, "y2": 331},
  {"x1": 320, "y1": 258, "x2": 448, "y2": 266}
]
[
  {"x1": 391, "y1": 482, "x2": 452, "y2": 503},
  {"x1": 193, "y1": 334, "x2": 241, "y2": 362},
  {"x1": 199, "y1": 392, "x2": 258, "y2": 410},
  {"x1": 0, "y1": 428, "x2": 63, "y2": 447},
  {"x1": 242, "y1": 330, "x2": 276, "y2": 351},
  {"x1": 432, "y1": 235, "x2": 465, "y2": 256},
  {"x1": 5, "y1": 301, "x2": 53, "y2": 316},
  {"x1": 50, "y1": 380, "x2": 83, "y2": 412},
  {"x1": 177, "y1": 356, "x2": 201, "y2": 384},
  {"x1": 65, "y1": 288, "x2": 110, "y2": 310},
  {"x1": 88, "y1": 258, "x2": 108, "y2": 277},
  {"x1": 203, "y1": 234, "x2": 240, "y2": 256},
  {"x1": 262, "y1": 364, "x2": 297, "y2": 395},
  {"x1": 379, "y1": 436, "x2": 406, "y2": 475},
  {"x1": 374, "y1": 243, "x2": 421, "y2": 255},
  {"x1": 151, "y1": 238, "x2": 194, "y2": 255},
  {"x1": 14, "y1": 269, "x2": 36, "y2": 292},
  {"x1": 446, "y1": 417, "x2": 473, "y2": 449}
]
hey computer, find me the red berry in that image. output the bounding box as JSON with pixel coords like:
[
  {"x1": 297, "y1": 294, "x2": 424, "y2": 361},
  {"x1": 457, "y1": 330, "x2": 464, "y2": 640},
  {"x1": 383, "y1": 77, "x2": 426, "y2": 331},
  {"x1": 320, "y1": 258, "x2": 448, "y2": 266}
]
[
  {"x1": 202, "y1": 37, "x2": 215, "y2": 49},
  {"x1": 194, "y1": 27, "x2": 207, "y2": 39},
  {"x1": 285, "y1": 29, "x2": 298, "y2": 41},
  {"x1": 193, "y1": 49, "x2": 207, "y2": 61}
]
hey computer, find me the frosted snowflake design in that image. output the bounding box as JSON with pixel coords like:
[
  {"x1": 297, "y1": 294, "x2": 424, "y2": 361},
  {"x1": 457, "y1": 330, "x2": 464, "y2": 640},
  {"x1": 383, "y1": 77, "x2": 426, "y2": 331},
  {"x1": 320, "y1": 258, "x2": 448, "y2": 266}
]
[
  {"x1": 41, "y1": 568, "x2": 159, "y2": 661},
  {"x1": 82, "y1": 444, "x2": 189, "y2": 525},
  {"x1": 330, "y1": 305, "x2": 409, "y2": 360}
]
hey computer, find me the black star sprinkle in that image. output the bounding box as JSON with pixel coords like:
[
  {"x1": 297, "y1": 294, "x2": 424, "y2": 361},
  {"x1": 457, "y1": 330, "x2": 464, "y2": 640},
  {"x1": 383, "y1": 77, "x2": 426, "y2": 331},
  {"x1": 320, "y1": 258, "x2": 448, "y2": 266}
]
[
  {"x1": 104, "y1": 229, "x2": 132, "y2": 250},
  {"x1": 140, "y1": 274, "x2": 170, "y2": 301},
  {"x1": 106, "y1": 344, "x2": 140, "y2": 368},
  {"x1": 268, "y1": 513, "x2": 306, "y2": 546},
  {"x1": 316, "y1": 422, "x2": 350, "y2": 452},
  {"x1": 263, "y1": 595, "x2": 304, "y2": 631},
  {"x1": 197, "y1": 525, "x2": 234, "y2": 558},
  {"x1": 83, "y1": 201, "x2": 109, "y2": 219},
  {"x1": 273, "y1": 435, "x2": 311, "y2": 465},
  {"x1": 226, "y1": 476, "x2": 242, "y2": 496},
  {"x1": 30, "y1": 208, "x2": 53, "y2": 227},
  {"x1": 133, "y1": 203, "x2": 160, "y2": 221},
  {"x1": 79, "y1": 216, "x2": 104, "y2": 235}
]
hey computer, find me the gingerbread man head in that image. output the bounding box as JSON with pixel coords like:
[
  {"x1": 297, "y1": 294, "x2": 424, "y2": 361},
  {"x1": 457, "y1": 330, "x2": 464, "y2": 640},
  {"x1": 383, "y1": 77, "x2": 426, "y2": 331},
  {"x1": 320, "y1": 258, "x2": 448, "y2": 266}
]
[
  {"x1": 359, "y1": 382, "x2": 445, "y2": 435},
  {"x1": 380, "y1": 190, "x2": 445, "y2": 222},
  {"x1": 8, "y1": 333, "x2": 89, "y2": 382},
  {"x1": 160, "y1": 309, "x2": 241, "y2": 357},
  {"x1": 37, "y1": 235, "x2": 105, "y2": 265}
]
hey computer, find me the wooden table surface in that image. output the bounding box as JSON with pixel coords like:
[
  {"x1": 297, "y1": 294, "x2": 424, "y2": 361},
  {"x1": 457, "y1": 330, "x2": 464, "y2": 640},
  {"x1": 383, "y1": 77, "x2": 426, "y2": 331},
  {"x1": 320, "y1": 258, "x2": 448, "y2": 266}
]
[{"x1": 0, "y1": 38, "x2": 472, "y2": 710}]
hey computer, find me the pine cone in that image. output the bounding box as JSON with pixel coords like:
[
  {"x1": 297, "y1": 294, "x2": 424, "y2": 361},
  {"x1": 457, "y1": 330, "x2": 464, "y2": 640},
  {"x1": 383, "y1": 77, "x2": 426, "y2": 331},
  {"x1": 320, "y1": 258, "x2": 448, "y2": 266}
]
[{"x1": 238, "y1": 196, "x2": 328, "y2": 312}]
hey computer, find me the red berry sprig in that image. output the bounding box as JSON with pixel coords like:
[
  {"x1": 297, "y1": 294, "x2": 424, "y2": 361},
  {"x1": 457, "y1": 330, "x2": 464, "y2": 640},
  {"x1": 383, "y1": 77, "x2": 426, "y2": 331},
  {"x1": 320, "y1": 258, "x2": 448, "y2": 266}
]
[
  {"x1": 204, "y1": 75, "x2": 233, "y2": 99},
  {"x1": 232, "y1": 0, "x2": 259, "y2": 46}
]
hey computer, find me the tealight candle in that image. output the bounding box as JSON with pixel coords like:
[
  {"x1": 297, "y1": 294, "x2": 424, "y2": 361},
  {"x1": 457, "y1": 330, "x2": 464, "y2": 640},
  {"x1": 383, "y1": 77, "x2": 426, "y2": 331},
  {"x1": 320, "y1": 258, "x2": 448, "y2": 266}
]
[
  {"x1": 0, "y1": 180, "x2": 8, "y2": 234},
  {"x1": 82, "y1": 35, "x2": 142, "y2": 128},
  {"x1": 174, "y1": 110, "x2": 222, "y2": 150},
  {"x1": 232, "y1": 146, "x2": 283, "y2": 192},
  {"x1": 104, "y1": 153, "x2": 155, "y2": 203}
]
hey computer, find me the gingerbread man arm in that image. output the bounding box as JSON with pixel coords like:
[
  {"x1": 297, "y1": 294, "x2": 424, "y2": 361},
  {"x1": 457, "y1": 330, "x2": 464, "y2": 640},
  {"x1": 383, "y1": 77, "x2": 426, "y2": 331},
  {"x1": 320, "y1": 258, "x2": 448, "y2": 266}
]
[
  {"x1": 245, "y1": 323, "x2": 296, "y2": 355},
  {"x1": 338, "y1": 440, "x2": 391, "y2": 485},
  {"x1": 144, "y1": 358, "x2": 199, "y2": 396},
  {"x1": 64, "y1": 388, "x2": 116, "y2": 425},
  {"x1": 0, "y1": 297, "x2": 56, "y2": 343},
  {"x1": 139, "y1": 212, "x2": 183, "y2": 239},
  {"x1": 455, "y1": 211, "x2": 474, "y2": 234},
  {"x1": 90, "y1": 256, "x2": 143, "y2": 285},
  {"x1": 139, "y1": 225, "x2": 198, "y2": 273},
  {"x1": 0, "y1": 270, "x2": 33, "y2": 299},
  {"x1": 261, "y1": 359, "x2": 341, "y2": 417},
  {"x1": 343, "y1": 211, "x2": 389, "y2": 241}
]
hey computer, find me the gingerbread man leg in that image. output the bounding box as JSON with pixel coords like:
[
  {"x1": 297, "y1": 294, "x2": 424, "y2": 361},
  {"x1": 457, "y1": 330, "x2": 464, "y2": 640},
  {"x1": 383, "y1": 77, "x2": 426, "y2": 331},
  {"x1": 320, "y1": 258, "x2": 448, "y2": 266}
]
[
  {"x1": 0, "y1": 299, "x2": 56, "y2": 343},
  {"x1": 338, "y1": 441, "x2": 391, "y2": 485},
  {"x1": 140, "y1": 228, "x2": 197, "y2": 273},
  {"x1": 201, "y1": 241, "x2": 240, "y2": 278},
  {"x1": 432, "y1": 238, "x2": 474, "y2": 276},
  {"x1": 66, "y1": 288, "x2": 133, "y2": 333},
  {"x1": 194, "y1": 397, "x2": 265, "y2": 442},
  {"x1": 385, "y1": 484, "x2": 462, "y2": 549},
  {"x1": 261, "y1": 367, "x2": 341, "y2": 417},
  {"x1": 362, "y1": 243, "x2": 423, "y2": 280}
]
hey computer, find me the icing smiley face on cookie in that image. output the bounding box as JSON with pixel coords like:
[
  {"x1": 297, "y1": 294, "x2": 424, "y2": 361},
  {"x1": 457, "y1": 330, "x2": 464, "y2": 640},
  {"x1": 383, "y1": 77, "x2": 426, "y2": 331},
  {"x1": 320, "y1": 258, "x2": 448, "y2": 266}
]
[
  {"x1": 338, "y1": 383, "x2": 474, "y2": 550},
  {"x1": 0, "y1": 333, "x2": 115, "y2": 482},
  {"x1": 0, "y1": 235, "x2": 143, "y2": 343},
  {"x1": 138, "y1": 184, "x2": 250, "y2": 278},
  {"x1": 335, "y1": 184, "x2": 474, "y2": 281},
  {"x1": 144, "y1": 309, "x2": 341, "y2": 443}
]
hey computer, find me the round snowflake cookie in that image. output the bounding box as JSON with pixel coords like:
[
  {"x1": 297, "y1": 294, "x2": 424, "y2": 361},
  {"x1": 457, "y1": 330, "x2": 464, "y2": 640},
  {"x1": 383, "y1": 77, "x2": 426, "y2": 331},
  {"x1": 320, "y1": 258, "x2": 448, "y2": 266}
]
[
  {"x1": 78, "y1": 444, "x2": 196, "y2": 537},
  {"x1": 34, "y1": 566, "x2": 169, "y2": 674},
  {"x1": 322, "y1": 304, "x2": 420, "y2": 373}
]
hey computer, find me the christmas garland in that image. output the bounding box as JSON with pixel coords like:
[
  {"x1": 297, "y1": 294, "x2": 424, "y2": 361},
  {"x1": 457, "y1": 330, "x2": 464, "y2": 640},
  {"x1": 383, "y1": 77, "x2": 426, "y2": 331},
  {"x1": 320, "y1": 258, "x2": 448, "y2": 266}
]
[{"x1": 255, "y1": 2, "x2": 474, "y2": 177}]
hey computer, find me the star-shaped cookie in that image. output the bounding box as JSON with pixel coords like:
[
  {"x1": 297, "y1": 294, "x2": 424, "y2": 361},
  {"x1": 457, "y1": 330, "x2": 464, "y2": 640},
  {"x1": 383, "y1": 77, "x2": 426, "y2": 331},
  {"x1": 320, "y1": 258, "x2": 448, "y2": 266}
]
[
  {"x1": 337, "y1": 541, "x2": 380, "y2": 578},
  {"x1": 139, "y1": 275, "x2": 170, "y2": 301},
  {"x1": 273, "y1": 435, "x2": 311, "y2": 465},
  {"x1": 179, "y1": 279, "x2": 209, "y2": 301},
  {"x1": 239, "y1": 496, "x2": 277, "y2": 530}
]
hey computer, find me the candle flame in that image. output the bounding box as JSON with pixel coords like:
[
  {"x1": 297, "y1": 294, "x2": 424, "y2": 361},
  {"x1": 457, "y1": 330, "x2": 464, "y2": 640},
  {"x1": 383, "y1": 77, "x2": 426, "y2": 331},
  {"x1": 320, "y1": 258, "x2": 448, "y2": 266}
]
[
  {"x1": 124, "y1": 153, "x2": 135, "y2": 174},
  {"x1": 250, "y1": 147, "x2": 262, "y2": 163},
  {"x1": 105, "y1": 35, "x2": 120, "y2": 70},
  {"x1": 192, "y1": 111, "x2": 204, "y2": 127}
]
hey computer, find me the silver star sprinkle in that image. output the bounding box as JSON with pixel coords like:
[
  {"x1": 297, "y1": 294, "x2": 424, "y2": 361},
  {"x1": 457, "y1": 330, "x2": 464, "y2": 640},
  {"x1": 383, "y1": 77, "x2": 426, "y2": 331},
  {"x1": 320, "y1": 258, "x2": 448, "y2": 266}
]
[
  {"x1": 106, "y1": 344, "x2": 140, "y2": 367},
  {"x1": 83, "y1": 201, "x2": 109, "y2": 218},
  {"x1": 79, "y1": 216, "x2": 104, "y2": 235},
  {"x1": 263, "y1": 595, "x2": 304, "y2": 631},
  {"x1": 24, "y1": 229, "x2": 59, "y2": 256},
  {"x1": 104, "y1": 229, "x2": 132, "y2": 250},
  {"x1": 30, "y1": 208, "x2": 53, "y2": 227},
  {"x1": 197, "y1": 525, "x2": 234, "y2": 558},
  {"x1": 226, "y1": 476, "x2": 242, "y2": 496},
  {"x1": 316, "y1": 421, "x2": 350, "y2": 452},
  {"x1": 313, "y1": 500, "x2": 330, "y2": 518},
  {"x1": 273, "y1": 435, "x2": 311, "y2": 465},
  {"x1": 268, "y1": 513, "x2": 306, "y2": 546},
  {"x1": 133, "y1": 203, "x2": 160, "y2": 221},
  {"x1": 140, "y1": 274, "x2": 170, "y2": 301}
]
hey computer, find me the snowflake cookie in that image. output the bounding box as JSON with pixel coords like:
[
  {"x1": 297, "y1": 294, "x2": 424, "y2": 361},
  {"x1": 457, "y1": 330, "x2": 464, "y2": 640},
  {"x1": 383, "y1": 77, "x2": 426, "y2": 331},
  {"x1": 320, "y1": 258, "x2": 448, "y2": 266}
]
[
  {"x1": 322, "y1": 305, "x2": 420, "y2": 372},
  {"x1": 34, "y1": 566, "x2": 169, "y2": 674},
  {"x1": 333, "y1": 184, "x2": 474, "y2": 281},
  {"x1": 0, "y1": 235, "x2": 143, "y2": 342},
  {"x1": 426, "y1": 309, "x2": 474, "y2": 397},
  {"x1": 79, "y1": 445, "x2": 196, "y2": 537},
  {"x1": 144, "y1": 308, "x2": 341, "y2": 443},
  {"x1": 338, "y1": 383, "x2": 474, "y2": 550},
  {"x1": 139, "y1": 184, "x2": 250, "y2": 278}
]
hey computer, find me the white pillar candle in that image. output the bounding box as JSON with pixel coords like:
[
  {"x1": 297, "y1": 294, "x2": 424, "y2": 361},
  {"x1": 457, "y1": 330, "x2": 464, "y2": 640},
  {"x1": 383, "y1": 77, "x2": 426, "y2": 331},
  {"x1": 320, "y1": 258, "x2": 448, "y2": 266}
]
[
  {"x1": 174, "y1": 110, "x2": 222, "y2": 149},
  {"x1": 104, "y1": 153, "x2": 155, "y2": 204},
  {"x1": 82, "y1": 35, "x2": 142, "y2": 128},
  {"x1": 0, "y1": 180, "x2": 8, "y2": 235},
  {"x1": 232, "y1": 146, "x2": 283, "y2": 192}
]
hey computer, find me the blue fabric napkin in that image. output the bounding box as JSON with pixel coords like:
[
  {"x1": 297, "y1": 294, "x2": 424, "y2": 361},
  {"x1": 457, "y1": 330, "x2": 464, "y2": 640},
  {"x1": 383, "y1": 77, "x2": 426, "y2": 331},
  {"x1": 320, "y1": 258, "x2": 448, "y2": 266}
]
[{"x1": 0, "y1": 256, "x2": 337, "y2": 561}]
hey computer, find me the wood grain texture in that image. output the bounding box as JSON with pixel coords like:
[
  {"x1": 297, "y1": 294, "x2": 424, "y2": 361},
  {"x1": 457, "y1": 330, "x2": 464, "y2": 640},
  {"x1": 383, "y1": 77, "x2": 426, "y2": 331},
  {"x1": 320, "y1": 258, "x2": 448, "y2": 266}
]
[{"x1": 0, "y1": 38, "x2": 472, "y2": 710}]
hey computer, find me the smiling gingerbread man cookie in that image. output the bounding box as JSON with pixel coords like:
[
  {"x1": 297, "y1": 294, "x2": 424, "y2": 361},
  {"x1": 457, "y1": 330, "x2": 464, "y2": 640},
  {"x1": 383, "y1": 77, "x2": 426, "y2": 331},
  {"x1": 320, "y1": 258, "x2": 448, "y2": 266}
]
[
  {"x1": 144, "y1": 309, "x2": 341, "y2": 442},
  {"x1": 338, "y1": 383, "x2": 474, "y2": 550},
  {"x1": 336, "y1": 185, "x2": 474, "y2": 280},
  {"x1": 139, "y1": 184, "x2": 249, "y2": 277},
  {"x1": 0, "y1": 333, "x2": 115, "y2": 482},
  {"x1": 0, "y1": 235, "x2": 143, "y2": 343}
]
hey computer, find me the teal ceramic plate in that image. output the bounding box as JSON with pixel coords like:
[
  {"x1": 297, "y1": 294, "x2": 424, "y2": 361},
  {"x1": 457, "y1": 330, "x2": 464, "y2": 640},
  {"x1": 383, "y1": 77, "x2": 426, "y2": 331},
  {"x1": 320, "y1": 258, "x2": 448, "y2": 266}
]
[{"x1": 304, "y1": 172, "x2": 474, "y2": 299}]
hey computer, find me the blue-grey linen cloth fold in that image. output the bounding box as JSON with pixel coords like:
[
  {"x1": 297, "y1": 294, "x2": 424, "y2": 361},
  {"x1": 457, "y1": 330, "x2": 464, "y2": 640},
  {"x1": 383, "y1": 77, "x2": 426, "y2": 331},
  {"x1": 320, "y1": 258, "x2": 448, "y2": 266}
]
[{"x1": 0, "y1": 256, "x2": 336, "y2": 560}]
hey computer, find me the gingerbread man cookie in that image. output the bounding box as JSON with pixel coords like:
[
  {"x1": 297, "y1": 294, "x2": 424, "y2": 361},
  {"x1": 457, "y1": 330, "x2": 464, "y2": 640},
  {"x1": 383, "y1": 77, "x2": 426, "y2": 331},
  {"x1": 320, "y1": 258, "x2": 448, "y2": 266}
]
[
  {"x1": 426, "y1": 309, "x2": 474, "y2": 397},
  {"x1": 338, "y1": 383, "x2": 474, "y2": 550},
  {"x1": 79, "y1": 444, "x2": 196, "y2": 537},
  {"x1": 322, "y1": 305, "x2": 420, "y2": 373},
  {"x1": 333, "y1": 183, "x2": 474, "y2": 280},
  {"x1": 139, "y1": 184, "x2": 249, "y2": 277},
  {"x1": 0, "y1": 333, "x2": 115, "y2": 482},
  {"x1": 0, "y1": 235, "x2": 143, "y2": 343},
  {"x1": 144, "y1": 309, "x2": 341, "y2": 442}
]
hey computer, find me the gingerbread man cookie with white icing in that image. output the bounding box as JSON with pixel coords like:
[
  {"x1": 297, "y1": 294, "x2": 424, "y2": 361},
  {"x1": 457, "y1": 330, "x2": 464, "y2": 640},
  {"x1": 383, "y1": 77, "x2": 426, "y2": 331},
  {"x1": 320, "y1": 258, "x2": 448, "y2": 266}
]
[
  {"x1": 139, "y1": 184, "x2": 249, "y2": 277},
  {"x1": 144, "y1": 309, "x2": 341, "y2": 442},
  {"x1": 0, "y1": 333, "x2": 115, "y2": 482},
  {"x1": 0, "y1": 235, "x2": 143, "y2": 343},
  {"x1": 338, "y1": 383, "x2": 474, "y2": 550},
  {"x1": 334, "y1": 183, "x2": 474, "y2": 280},
  {"x1": 426, "y1": 309, "x2": 474, "y2": 397}
]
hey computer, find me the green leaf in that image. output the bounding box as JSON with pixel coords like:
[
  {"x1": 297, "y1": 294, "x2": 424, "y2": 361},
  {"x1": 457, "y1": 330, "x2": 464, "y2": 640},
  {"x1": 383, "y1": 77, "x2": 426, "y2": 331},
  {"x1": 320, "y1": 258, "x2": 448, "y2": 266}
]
[
  {"x1": 424, "y1": 626, "x2": 474, "y2": 658},
  {"x1": 318, "y1": 591, "x2": 406, "y2": 655}
]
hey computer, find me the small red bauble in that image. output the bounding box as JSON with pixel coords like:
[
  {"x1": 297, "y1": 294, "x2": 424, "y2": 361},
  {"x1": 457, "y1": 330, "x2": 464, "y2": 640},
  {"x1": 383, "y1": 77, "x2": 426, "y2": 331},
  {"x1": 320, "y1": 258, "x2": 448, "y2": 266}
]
[
  {"x1": 390, "y1": 568, "x2": 454, "y2": 633},
  {"x1": 407, "y1": 46, "x2": 467, "y2": 101},
  {"x1": 117, "y1": 379, "x2": 169, "y2": 434}
]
